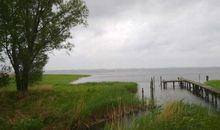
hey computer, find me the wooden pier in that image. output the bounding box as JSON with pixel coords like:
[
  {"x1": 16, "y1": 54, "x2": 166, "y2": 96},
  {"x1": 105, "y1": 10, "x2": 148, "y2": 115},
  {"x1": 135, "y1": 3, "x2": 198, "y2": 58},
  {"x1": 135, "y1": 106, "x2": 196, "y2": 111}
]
[{"x1": 161, "y1": 77, "x2": 220, "y2": 107}]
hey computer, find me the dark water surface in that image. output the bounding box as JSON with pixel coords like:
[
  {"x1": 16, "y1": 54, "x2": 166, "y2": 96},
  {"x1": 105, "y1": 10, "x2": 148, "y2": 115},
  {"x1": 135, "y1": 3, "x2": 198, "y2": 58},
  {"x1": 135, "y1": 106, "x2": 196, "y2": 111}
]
[{"x1": 46, "y1": 67, "x2": 220, "y2": 109}]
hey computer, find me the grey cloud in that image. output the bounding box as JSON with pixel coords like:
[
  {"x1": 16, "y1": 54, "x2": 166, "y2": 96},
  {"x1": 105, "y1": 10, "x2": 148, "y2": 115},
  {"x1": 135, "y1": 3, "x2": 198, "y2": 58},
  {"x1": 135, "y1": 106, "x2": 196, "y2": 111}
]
[{"x1": 45, "y1": 0, "x2": 220, "y2": 70}]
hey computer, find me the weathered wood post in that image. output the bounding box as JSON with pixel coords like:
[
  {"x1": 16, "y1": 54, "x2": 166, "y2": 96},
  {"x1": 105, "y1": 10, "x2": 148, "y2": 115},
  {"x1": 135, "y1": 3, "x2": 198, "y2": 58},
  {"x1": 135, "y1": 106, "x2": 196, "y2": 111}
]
[
  {"x1": 173, "y1": 82, "x2": 175, "y2": 90},
  {"x1": 211, "y1": 94, "x2": 214, "y2": 103},
  {"x1": 200, "y1": 88, "x2": 204, "y2": 98},
  {"x1": 160, "y1": 76, "x2": 162, "y2": 89},
  {"x1": 177, "y1": 77, "x2": 180, "y2": 86},
  {"x1": 150, "y1": 78, "x2": 154, "y2": 100},
  {"x1": 214, "y1": 94, "x2": 217, "y2": 107},
  {"x1": 200, "y1": 87, "x2": 203, "y2": 98},
  {"x1": 206, "y1": 76, "x2": 209, "y2": 82},
  {"x1": 142, "y1": 88, "x2": 144, "y2": 103},
  {"x1": 163, "y1": 80, "x2": 165, "y2": 89},
  {"x1": 205, "y1": 89, "x2": 209, "y2": 102},
  {"x1": 153, "y1": 76, "x2": 156, "y2": 89},
  {"x1": 180, "y1": 81, "x2": 183, "y2": 89},
  {"x1": 149, "y1": 77, "x2": 155, "y2": 108},
  {"x1": 192, "y1": 84, "x2": 195, "y2": 93}
]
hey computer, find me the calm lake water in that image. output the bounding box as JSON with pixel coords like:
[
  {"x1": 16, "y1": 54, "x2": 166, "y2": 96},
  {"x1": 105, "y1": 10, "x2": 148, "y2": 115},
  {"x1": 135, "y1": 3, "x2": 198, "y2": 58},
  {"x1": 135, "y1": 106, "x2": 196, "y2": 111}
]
[{"x1": 46, "y1": 67, "x2": 220, "y2": 109}]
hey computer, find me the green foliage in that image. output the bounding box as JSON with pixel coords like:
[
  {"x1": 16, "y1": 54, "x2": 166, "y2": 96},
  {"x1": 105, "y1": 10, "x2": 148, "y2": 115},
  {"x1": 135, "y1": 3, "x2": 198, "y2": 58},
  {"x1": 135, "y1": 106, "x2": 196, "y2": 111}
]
[
  {"x1": 0, "y1": 0, "x2": 88, "y2": 91},
  {"x1": 13, "y1": 118, "x2": 43, "y2": 130},
  {"x1": 0, "y1": 75, "x2": 140, "y2": 129},
  {"x1": 205, "y1": 80, "x2": 220, "y2": 89},
  {"x1": 105, "y1": 101, "x2": 220, "y2": 130},
  {"x1": 0, "y1": 65, "x2": 11, "y2": 87},
  {"x1": 29, "y1": 54, "x2": 48, "y2": 85}
]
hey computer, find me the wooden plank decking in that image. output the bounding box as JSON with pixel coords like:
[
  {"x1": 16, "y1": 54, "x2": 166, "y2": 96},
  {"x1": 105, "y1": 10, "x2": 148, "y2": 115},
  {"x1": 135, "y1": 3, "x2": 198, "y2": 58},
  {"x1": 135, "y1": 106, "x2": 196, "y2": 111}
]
[
  {"x1": 161, "y1": 77, "x2": 220, "y2": 107},
  {"x1": 179, "y1": 77, "x2": 220, "y2": 95}
]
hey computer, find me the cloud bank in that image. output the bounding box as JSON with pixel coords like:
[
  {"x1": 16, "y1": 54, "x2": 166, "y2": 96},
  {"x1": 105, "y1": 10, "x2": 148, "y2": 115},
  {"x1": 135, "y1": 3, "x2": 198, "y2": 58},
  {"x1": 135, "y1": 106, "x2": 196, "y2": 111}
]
[{"x1": 45, "y1": 0, "x2": 220, "y2": 70}]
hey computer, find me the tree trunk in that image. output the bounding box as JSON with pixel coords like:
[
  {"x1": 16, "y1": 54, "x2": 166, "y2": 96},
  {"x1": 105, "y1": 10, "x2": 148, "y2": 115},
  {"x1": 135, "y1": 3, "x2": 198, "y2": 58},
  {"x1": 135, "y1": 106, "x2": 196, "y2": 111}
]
[
  {"x1": 13, "y1": 63, "x2": 22, "y2": 92},
  {"x1": 21, "y1": 68, "x2": 29, "y2": 92},
  {"x1": 15, "y1": 70, "x2": 22, "y2": 91},
  {"x1": 14, "y1": 65, "x2": 29, "y2": 96}
]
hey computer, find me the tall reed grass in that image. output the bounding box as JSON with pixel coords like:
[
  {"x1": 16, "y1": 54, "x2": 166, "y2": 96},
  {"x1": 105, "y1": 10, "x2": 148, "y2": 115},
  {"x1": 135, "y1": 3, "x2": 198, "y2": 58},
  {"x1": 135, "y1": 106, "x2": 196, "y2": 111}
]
[
  {"x1": 0, "y1": 75, "x2": 140, "y2": 130},
  {"x1": 105, "y1": 101, "x2": 220, "y2": 130}
]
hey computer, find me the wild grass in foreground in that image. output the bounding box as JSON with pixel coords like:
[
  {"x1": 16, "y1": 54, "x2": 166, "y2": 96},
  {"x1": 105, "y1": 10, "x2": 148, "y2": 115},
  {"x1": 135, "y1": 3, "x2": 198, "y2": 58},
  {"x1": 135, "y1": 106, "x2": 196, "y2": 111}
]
[
  {"x1": 0, "y1": 75, "x2": 140, "y2": 130},
  {"x1": 105, "y1": 101, "x2": 220, "y2": 130},
  {"x1": 205, "y1": 80, "x2": 220, "y2": 89}
]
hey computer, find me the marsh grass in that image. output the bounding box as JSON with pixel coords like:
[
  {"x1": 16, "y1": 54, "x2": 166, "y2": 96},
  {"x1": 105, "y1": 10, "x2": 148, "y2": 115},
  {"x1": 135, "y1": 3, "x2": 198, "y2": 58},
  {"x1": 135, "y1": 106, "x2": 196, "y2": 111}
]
[
  {"x1": 205, "y1": 80, "x2": 220, "y2": 89},
  {"x1": 0, "y1": 75, "x2": 140, "y2": 130},
  {"x1": 105, "y1": 101, "x2": 220, "y2": 130}
]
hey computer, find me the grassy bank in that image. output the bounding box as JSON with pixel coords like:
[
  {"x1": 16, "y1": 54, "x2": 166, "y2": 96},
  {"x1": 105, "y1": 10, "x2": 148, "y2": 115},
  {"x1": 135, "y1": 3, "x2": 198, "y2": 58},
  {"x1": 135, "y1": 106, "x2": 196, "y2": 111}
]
[
  {"x1": 205, "y1": 80, "x2": 220, "y2": 89},
  {"x1": 0, "y1": 75, "x2": 140, "y2": 130},
  {"x1": 105, "y1": 101, "x2": 220, "y2": 130}
]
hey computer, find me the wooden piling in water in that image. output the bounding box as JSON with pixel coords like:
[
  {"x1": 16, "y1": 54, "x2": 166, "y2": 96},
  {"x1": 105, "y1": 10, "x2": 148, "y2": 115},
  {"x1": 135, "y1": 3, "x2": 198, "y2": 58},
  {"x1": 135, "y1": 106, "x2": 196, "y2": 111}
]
[
  {"x1": 142, "y1": 88, "x2": 144, "y2": 104},
  {"x1": 211, "y1": 94, "x2": 214, "y2": 103},
  {"x1": 214, "y1": 94, "x2": 217, "y2": 107},
  {"x1": 173, "y1": 82, "x2": 175, "y2": 90},
  {"x1": 150, "y1": 78, "x2": 154, "y2": 100},
  {"x1": 205, "y1": 89, "x2": 209, "y2": 102}
]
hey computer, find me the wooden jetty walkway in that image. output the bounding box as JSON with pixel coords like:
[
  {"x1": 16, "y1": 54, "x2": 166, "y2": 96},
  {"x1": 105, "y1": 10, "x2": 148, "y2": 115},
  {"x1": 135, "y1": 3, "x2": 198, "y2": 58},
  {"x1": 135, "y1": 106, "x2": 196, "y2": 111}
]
[{"x1": 161, "y1": 77, "x2": 220, "y2": 107}]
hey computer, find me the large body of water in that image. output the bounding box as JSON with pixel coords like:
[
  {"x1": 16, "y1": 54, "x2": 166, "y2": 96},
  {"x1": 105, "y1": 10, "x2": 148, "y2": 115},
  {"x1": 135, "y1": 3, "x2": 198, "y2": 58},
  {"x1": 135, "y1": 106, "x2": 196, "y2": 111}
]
[{"x1": 46, "y1": 67, "x2": 220, "y2": 109}]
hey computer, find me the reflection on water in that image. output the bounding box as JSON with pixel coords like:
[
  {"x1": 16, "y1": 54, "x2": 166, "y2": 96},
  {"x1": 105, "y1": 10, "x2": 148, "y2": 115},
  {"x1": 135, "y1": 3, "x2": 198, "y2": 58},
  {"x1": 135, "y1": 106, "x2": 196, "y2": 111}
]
[{"x1": 46, "y1": 67, "x2": 220, "y2": 109}]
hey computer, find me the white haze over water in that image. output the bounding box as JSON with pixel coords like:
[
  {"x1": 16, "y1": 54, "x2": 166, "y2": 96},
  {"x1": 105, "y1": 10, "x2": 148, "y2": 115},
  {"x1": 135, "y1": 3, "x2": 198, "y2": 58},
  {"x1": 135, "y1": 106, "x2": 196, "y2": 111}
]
[{"x1": 45, "y1": 0, "x2": 220, "y2": 70}]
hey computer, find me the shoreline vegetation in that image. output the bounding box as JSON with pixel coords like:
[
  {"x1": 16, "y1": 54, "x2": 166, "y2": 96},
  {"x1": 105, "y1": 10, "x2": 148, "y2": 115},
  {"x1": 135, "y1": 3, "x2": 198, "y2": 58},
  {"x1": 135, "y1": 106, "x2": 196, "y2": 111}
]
[
  {"x1": 1, "y1": 75, "x2": 220, "y2": 130},
  {"x1": 0, "y1": 74, "x2": 141, "y2": 130},
  {"x1": 205, "y1": 80, "x2": 220, "y2": 89},
  {"x1": 105, "y1": 80, "x2": 220, "y2": 130},
  {"x1": 105, "y1": 101, "x2": 220, "y2": 130}
]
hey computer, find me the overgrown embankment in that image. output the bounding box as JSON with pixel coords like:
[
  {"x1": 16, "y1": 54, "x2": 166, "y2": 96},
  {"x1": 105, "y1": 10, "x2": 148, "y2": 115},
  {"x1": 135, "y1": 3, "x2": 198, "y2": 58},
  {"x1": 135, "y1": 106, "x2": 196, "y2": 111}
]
[{"x1": 0, "y1": 75, "x2": 140, "y2": 130}]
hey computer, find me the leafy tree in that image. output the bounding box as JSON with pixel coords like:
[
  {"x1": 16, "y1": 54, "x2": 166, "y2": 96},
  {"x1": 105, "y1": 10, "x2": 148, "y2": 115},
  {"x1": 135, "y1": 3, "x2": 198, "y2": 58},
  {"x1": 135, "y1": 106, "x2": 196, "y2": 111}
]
[{"x1": 0, "y1": 0, "x2": 88, "y2": 93}]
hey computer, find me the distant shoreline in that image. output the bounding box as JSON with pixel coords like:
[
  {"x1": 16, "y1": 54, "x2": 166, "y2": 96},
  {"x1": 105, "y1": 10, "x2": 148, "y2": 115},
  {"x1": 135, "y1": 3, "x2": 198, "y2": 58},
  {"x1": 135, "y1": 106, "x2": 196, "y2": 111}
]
[{"x1": 45, "y1": 66, "x2": 220, "y2": 73}]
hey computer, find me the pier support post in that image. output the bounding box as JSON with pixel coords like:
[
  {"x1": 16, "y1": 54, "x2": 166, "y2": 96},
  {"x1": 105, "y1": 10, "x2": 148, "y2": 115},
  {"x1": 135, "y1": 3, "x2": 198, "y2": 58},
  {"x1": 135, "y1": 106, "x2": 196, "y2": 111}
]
[
  {"x1": 211, "y1": 94, "x2": 214, "y2": 103},
  {"x1": 180, "y1": 81, "x2": 183, "y2": 89},
  {"x1": 200, "y1": 88, "x2": 203, "y2": 98},
  {"x1": 173, "y1": 82, "x2": 175, "y2": 90},
  {"x1": 214, "y1": 94, "x2": 217, "y2": 107},
  {"x1": 205, "y1": 90, "x2": 209, "y2": 102},
  {"x1": 192, "y1": 84, "x2": 195, "y2": 94},
  {"x1": 163, "y1": 81, "x2": 165, "y2": 89}
]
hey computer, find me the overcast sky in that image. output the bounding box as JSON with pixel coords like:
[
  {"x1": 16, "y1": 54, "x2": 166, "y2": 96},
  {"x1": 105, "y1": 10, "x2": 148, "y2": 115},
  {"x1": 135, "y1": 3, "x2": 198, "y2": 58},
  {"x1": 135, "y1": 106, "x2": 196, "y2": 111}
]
[{"x1": 45, "y1": 0, "x2": 220, "y2": 70}]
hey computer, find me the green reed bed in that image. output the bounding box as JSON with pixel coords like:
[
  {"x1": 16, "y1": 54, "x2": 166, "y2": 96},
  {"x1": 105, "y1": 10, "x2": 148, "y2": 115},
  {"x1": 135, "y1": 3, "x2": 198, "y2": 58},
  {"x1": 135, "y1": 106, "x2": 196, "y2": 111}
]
[
  {"x1": 105, "y1": 101, "x2": 220, "y2": 130},
  {"x1": 0, "y1": 75, "x2": 140, "y2": 130}
]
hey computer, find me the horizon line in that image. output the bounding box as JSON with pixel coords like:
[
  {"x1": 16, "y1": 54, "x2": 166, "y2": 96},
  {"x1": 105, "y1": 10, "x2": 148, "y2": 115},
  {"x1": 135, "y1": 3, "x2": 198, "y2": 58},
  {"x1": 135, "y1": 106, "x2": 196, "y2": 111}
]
[{"x1": 44, "y1": 66, "x2": 220, "y2": 71}]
